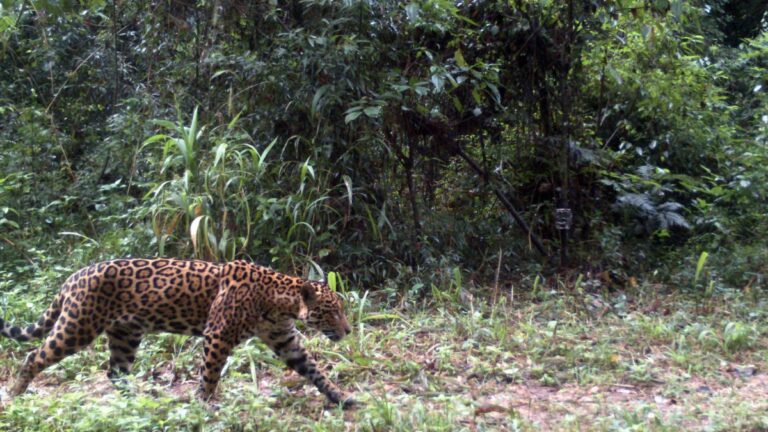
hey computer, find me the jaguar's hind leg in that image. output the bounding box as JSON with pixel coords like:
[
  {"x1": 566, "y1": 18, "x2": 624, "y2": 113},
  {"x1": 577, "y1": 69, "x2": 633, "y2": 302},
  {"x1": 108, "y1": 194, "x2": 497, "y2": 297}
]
[{"x1": 10, "y1": 315, "x2": 100, "y2": 396}]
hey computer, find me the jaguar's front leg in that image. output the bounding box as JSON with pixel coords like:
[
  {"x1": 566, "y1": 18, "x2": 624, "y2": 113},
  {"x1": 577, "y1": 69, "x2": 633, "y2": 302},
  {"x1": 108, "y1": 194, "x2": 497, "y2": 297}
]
[
  {"x1": 267, "y1": 328, "x2": 354, "y2": 408},
  {"x1": 197, "y1": 331, "x2": 234, "y2": 401}
]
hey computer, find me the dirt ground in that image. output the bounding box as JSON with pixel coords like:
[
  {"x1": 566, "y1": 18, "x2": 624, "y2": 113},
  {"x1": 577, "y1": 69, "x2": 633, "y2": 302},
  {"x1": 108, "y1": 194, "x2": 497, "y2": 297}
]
[{"x1": 2, "y1": 367, "x2": 766, "y2": 430}]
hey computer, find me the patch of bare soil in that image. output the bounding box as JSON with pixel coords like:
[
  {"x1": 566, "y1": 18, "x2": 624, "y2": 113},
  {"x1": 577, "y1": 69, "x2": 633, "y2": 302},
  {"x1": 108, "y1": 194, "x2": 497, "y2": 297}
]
[{"x1": 471, "y1": 373, "x2": 768, "y2": 430}]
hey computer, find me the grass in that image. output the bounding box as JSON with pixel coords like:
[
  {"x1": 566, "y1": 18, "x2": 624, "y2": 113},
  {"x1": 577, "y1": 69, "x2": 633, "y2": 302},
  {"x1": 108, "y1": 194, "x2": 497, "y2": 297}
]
[{"x1": 1, "y1": 279, "x2": 767, "y2": 431}]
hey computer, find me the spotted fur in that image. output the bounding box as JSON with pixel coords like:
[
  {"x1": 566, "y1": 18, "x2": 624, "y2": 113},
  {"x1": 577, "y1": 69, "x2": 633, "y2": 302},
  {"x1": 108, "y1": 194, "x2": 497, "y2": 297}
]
[{"x1": 1, "y1": 258, "x2": 353, "y2": 407}]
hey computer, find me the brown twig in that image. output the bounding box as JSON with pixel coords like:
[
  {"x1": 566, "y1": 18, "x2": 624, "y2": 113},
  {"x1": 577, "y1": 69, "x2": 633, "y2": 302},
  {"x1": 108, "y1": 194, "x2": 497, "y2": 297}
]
[{"x1": 493, "y1": 248, "x2": 502, "y2": 304}]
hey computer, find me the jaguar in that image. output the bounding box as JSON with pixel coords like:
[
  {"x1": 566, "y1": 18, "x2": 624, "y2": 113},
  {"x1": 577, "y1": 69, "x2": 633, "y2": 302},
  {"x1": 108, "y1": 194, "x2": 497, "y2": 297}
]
[{"x1": 0, "y1": 258, "x2": 354, "y2": 407}]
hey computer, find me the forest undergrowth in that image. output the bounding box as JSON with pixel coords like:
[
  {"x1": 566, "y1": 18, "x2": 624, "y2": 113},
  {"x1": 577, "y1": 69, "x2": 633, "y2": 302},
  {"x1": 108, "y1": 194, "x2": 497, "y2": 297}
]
[{"x1": 1, "y1": 278, "x2": 766, "y2": 431}]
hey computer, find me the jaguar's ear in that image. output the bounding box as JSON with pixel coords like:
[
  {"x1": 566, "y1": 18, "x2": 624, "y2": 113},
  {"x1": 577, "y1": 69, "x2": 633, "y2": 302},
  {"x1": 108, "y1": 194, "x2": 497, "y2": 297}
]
[{"x1": 300, "y1": 283, "x2": 318, "y2": 309}]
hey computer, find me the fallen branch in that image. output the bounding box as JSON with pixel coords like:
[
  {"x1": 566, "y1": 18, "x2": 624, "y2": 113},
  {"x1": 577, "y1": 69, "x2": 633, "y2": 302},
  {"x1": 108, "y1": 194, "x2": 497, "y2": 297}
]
[{"x1": 456, "y1": 146, "x2": 548, "y2": 257}]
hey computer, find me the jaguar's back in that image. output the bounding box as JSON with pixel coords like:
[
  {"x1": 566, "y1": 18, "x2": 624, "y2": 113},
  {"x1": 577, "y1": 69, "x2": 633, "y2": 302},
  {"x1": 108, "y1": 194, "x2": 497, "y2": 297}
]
[{"x1": 69, "y1": 258, "x2": 222, "y2": 335}]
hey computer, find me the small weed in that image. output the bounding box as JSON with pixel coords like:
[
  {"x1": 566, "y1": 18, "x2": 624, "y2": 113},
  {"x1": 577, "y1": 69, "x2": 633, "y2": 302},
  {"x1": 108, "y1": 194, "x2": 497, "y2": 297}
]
[{"x1": 722, "y1": 321, "x2": 755, "y2": 353}]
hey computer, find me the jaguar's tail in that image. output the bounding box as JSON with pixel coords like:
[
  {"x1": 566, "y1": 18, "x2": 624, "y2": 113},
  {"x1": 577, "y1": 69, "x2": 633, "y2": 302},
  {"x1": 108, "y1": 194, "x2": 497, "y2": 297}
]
[{"x1": 0, "y1": 296, "x2": 61, "y2": 342}]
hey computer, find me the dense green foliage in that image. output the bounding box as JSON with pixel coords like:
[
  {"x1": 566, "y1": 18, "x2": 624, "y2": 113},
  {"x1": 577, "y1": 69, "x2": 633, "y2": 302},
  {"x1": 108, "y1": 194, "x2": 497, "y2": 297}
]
[{"x1": 1, "y1": 0, "x2": 766, "y2": 291}]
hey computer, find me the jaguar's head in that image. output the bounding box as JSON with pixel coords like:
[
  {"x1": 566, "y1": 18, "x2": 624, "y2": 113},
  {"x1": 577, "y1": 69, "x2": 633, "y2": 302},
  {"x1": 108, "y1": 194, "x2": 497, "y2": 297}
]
[{"x1": 300, "y1": 282, "x2": 352, "y2": 342}]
